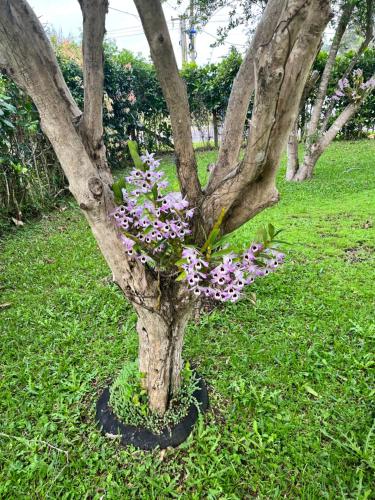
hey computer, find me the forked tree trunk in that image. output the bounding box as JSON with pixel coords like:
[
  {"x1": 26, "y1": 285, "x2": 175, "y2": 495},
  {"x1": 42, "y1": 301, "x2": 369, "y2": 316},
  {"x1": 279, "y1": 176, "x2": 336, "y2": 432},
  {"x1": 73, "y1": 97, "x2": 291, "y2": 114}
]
[
  {"x1": 292, "y1": 99, "x2": 369, "y2": 181},
  {"x1": 286, "y1": 122, "x2": 299, "y2": 180},
  {"x1": 293, "y1": 148, "x2": 320, "y2": 181}
]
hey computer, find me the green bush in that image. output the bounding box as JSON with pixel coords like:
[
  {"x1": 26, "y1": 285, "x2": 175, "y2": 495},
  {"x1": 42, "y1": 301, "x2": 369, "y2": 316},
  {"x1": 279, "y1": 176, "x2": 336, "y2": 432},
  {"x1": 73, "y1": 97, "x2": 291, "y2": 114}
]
[{"x1": 0, "y1": 76, "x2": 65, "y2": 226}]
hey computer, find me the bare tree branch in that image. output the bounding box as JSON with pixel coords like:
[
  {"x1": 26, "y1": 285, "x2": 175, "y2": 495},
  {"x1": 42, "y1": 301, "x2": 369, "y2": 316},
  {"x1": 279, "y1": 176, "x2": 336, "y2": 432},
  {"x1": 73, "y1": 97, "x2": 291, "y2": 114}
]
[
  {"x1": 0, "y1": 0, "x2": 151, "y2": 303},
  {"x1": 78, "y1": 0, "x2": 108, "y2": 166},
  {"x1": 306, "y1": 0, "x2": 354, "y2": 137},
  {"x1": 207, "y1": 0, "x2": 286, "y2": 192},
  {"x1": 321, "y1": 0, "x2": 374, "y2": 131},
  {"x1": 133, "y1": 0, "x2": 202, "y2": 205},
  {"x1": 201, "y1": 0, "x2": 332, "y2": 234}
]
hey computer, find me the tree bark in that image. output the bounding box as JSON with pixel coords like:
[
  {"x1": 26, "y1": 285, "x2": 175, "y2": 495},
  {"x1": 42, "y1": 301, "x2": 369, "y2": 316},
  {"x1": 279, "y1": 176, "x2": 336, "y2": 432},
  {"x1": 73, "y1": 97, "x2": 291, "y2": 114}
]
[
  {"x1": 136, "y1": 296, "x2": 192, "y2": 414},
  {"x1": 292, "y1": 147, "x2": 320, "y2": 181},
  {"x1": 286, "y1": 69, "x2": 319, "y2": 180},
  {"x1": 133, "y1": 0, "x2": 202, "y2": 207},
  {"x1": 78, "y1": 0, "x2": 108, "y2": 168},
  {"x1": 286, "y1": 123, "x2": 299, "y2": 181},
  {"x1": 306, "y1": 1, "x2": 354, "y2": 139},
  {"x1": 212, "y1": 111, "x2": 219, "y2": 148},
  {"x1": 207, "y1": 0, "x2": 285, "y2": 192},
  {"x1": 201, "y1": 0, "x2": 332, "y2": 234}
]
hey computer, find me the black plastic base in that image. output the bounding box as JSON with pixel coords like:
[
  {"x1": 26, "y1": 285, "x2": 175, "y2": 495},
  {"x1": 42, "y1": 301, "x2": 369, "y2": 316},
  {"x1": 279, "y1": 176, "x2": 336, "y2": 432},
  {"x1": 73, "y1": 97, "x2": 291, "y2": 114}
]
[{"x1": 96, "y1": 374, "x2": 209, "y2": 450}]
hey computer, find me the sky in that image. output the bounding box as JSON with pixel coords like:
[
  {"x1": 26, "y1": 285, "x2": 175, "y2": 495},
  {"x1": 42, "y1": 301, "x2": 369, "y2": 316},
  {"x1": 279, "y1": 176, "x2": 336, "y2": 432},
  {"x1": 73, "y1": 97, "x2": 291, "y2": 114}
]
[{"x1": 29, "y1": 0, "x2": 250, "y2": 66}]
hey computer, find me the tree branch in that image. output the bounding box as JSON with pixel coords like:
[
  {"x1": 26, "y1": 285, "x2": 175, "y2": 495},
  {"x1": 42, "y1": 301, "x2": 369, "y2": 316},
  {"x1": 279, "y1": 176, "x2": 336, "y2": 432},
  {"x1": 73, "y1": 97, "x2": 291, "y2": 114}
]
[
  {"x1": 133, "y1": 0, "x2": 202, "y2": 205},
  {"x1": 0, "y1": 0, "x2": 153, "y2": 303},
  {"x1": 0, "y1": 0, "x2": 81, "y2": 123},
  {"x1": 321, "y1": 0, "x2": 374, "y2": 132},
  {"x1": 306, "y1": 0, "x2": 354, "y2": 137},
  {"x1": 319, "y1": 74, "x2": 375, "y2": 150},
  {"x1": 78, "y1": 0, "x2": 108, "y2": 165},
  {"x1": 207, "y1": 0, "x2": 286, "y2": 192},
  {"x1": 201, "y1": 0, "x2": 332, "y2": 235}
]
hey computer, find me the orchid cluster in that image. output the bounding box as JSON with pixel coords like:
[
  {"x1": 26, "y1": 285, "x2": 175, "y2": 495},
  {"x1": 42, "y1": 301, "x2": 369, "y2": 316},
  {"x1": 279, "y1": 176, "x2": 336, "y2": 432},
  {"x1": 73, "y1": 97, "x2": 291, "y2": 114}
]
[
  {"x1": 110, "y1": 143, "x2": 284, "y2": 303},
  {"x1": 332, "y1": 69, "x2": 375, "y2": 102},
  {"x1": 110, "y1": 148, "x2": 194, "y2": 268},
  {"x1": 179, "y1": 245, "x2": 284, "y2": 303}
]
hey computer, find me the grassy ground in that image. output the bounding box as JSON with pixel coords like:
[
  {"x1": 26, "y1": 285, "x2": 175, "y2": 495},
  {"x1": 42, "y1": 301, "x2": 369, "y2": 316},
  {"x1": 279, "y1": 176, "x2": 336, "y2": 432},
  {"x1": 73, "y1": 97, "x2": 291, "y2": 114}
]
[{"x1": 0, "y1": 140, "x2": 374, "y2": 498}]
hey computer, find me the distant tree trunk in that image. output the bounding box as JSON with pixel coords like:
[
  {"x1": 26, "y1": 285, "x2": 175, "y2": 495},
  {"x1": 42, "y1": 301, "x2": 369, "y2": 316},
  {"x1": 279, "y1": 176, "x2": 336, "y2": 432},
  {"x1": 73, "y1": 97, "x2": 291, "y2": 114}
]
[
  {"x1": 293, "y1": 146, "x2": 320, "y2": 181},
  {"x1": 212, "y1": 111, "x2": 219, "y2": 148},
  {"x1": 286, "y1": 122, "x2": 299, "y2": 181},
  {"x1": 293, "y1": 100, "x2": 366, "y2": 181},
  {"x1": 289, "y1": 0, "x2": 374, "y2": 181},
  {"x1": 286, "y1": 69, "x2": 320, "y2": 180}
]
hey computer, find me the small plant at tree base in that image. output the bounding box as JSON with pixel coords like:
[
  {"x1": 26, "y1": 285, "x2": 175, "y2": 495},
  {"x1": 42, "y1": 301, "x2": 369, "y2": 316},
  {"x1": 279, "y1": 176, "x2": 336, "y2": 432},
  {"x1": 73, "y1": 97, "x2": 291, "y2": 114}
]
[
  {"x1": 110, "y1": 142, "x2": 285, "y2": 304},
  {"x1": 109, "y1": 361, "x2": 200, "y2": 433}
]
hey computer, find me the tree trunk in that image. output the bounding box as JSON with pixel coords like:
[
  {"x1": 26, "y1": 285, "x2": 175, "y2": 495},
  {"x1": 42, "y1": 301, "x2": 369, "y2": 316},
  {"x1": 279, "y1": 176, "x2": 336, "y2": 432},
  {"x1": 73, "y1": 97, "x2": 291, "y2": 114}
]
[
  {"x1": 293, "y1": 148, "x2": 320, "y2": 181},
  {"x1": 292, "y1": 98, "x2": 370, "y2": 181},
  {"x1": 212, "y1": 111, "x2": 219, "y2": 148},
  {"x1": 135, "y1": 294, "x2": 193, "y2": 415},
  {"x1": 286, "y1": 122, "x2": 299, "y2": 180}
]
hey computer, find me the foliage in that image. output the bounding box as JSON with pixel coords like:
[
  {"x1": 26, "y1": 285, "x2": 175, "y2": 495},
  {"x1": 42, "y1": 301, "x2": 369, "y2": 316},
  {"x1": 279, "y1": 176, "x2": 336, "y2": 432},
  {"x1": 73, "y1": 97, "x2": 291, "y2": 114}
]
[
  {"x1": 181, "y1": 0, "x2": 266, "y2": 45},
  {"x1": 1, "y1": 40, "x2": 374, "y2": 225},
  {"x1": 103, "y1": 45, "x2": 171, "y2": 164},
  {"x1": 1, "y1": 142, "x2": 374, "y2": 496},
  {"x1": 0, "y1": 75, "x2": 65, "y2": 225},
  {"x1": 109, "y1": 361, "x2": 200, "y2": 434},
  {"x1": 181, "y1": 48, "x2": 243, "y2": 142}
]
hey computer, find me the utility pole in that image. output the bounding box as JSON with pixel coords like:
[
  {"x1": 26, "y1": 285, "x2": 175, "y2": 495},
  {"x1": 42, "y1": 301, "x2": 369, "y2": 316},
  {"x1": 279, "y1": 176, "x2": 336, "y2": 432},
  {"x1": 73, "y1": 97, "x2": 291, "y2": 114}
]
[
  {"x1": 180, "y1": 17, "x2": 188, "y2": 64},
  {"x1": 188, "y1": 0, "x2": 197, "y2": 62},
  {"x1": 172, "y1": 15, "x2": 188, "y2": 65},
  {"x1": 172, "y1": 0, "x2": 197, "y2": 66}
]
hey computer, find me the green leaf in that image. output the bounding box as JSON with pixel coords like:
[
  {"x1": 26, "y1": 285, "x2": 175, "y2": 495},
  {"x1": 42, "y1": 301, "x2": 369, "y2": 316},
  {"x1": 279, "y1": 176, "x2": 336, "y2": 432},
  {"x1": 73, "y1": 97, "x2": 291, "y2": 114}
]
[
  {"x1": 111, "y1": 177, "x2": 127, "y2": 204},
  {"x1": 151, "y1": 183, "x2": 158, "y2": 200},
  {"x1": 175, "y1": 258, "x2": 188, "y2": 266},
  {"x1": 268, "y1": 223, "x2": 275, "y2": 239},
  {"x1": 2, "y1": 119, "x2": 15, "y2": 129},
  {"x1": 304, "y1": 385, "x2": 320, "y2": 398},
  {"x1": 175, "y1": 270, "x2": 187, "y2": 282},
  {"x1": 201, "y1": 207, "x2": 226, "y2": 253},
  {"x1": 127, "y1": 140, "x2": 144, "y2": 170}
]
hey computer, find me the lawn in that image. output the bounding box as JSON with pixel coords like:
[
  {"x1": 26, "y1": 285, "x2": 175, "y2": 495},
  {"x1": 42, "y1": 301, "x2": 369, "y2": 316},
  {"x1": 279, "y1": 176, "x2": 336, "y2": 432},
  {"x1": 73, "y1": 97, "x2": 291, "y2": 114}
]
[{"x1": 0, "y1": 140, "x2": 374, "y2": 498}]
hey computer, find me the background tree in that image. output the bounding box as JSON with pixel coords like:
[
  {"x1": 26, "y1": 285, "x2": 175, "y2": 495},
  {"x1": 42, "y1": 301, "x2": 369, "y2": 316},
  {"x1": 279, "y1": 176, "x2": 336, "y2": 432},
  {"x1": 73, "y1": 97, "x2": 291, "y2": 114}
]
[
  {"x1": 287, "y1": 0, "x2": 375, "y2": 181},
  {"x1": 0, "y1": 0, "x2": 331, "y2": 415}
]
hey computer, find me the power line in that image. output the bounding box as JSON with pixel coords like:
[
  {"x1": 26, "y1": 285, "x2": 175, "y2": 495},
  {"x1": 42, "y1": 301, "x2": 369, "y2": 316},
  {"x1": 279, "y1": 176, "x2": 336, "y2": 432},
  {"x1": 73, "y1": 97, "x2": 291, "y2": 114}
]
[
  {"x1": 201, "y1": 29, "x2": 247, "y2": 48},
  {"x1": 107, "y1": 32, "x2": 145, "y2": 38},
  {"x1": 107, "y1": 21, "x2": 175, "y2": 35},
  {"x1": 108, "y1": 6, "x2": 139, "y2": 19}
]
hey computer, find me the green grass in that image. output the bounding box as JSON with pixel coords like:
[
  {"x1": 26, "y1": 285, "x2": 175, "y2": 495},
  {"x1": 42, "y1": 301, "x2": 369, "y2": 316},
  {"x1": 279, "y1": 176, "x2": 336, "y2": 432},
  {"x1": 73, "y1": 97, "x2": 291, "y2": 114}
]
[{"x1": 1, "y1": 140, "x2": 374, "y2": 498}]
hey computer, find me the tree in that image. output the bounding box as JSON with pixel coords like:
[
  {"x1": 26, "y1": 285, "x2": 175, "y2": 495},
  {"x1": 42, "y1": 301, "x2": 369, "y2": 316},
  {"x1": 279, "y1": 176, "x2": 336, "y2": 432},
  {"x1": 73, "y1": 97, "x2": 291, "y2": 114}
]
[
  {"x1": 287, "y1": 0, "x2": 375, "y2": 181},
  {"x1": 0, "y1": 0, "x2": 331, "y2": 416}
]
